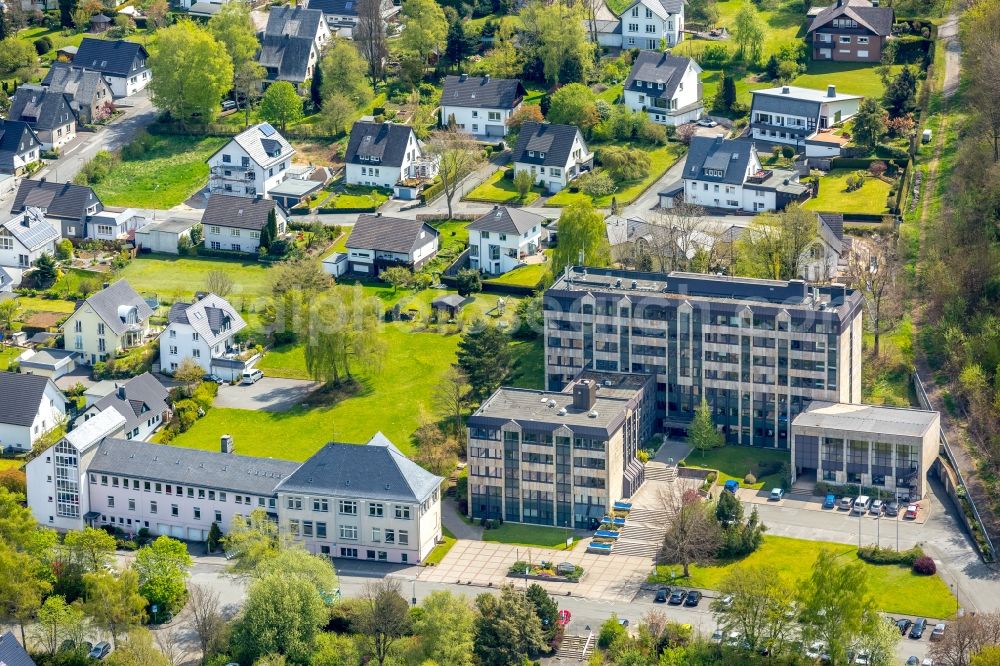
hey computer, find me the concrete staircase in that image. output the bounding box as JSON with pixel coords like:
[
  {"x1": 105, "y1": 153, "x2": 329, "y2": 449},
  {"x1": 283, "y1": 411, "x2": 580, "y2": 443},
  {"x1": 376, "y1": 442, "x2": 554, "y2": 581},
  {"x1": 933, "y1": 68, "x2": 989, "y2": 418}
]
[
  {"x1": 612, "y1": 506, "x2": 674, "y2": 558},
  {"x1": 644, "y1": 462, "x2": 678, "y2": 483},
  {"x1": 555, "y1": 634, "x2": 594, "y2": 662}
]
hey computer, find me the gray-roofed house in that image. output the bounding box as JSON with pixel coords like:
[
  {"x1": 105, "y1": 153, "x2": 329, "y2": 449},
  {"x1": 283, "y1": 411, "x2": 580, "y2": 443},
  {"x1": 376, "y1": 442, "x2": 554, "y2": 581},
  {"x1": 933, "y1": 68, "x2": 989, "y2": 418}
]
[
  {"x1": 439, "y1": 74, "x2": 526, "y2": 138},
  {"x1": 275, "y1": 432, "x2": 444, "y2": 563},
  {"x1": 511, "y1": 121, "x2": 593, "y2": 193},
  {"x1": 0, "y1": 119, "x2": 42, "y2": 175},
  {"x1": 160, "y1": 292, "x2": 255, "y2": 381},
  {"x1": 749, "y1": 85, "x2": 862, "y2": 157},
  {"x1": 75, "y1": 372, "x2": 169, "y2": 441},
  {"x1": 622, "y1": 50, "x2": 703, "y2": 126},
  {"x1": 808, "y1": 0, "x2": 894, "y2": 62},
  {"x1": 207, "y1": 123, "x2": 296, "y2": 199},
  {"x1": 467, "y1": 206, "x2": 547, "y2": 276},
  {"x1": 202, "y1": 194, "x2": 286, "y2": 255},
  {"x1": 62, "y1": 279, "x2": 153, "y2": 365},
  {"x1": 344, "y1": 121, "x2": 437, "y2": 197},
  {"x1": 0, "y1": 208, "x2": 59, "y2": 272},
  {"x1": 73, "y1": 38, "x2": 150, "y2": 97},
  {"x1": 16, "y1": 347, "x2": 80, "y2": 380},
  {"x1": 345, "y1": 213, "x2": 439, "y2": 276},
  {"x1": 258, "y1": 6, "x2": 330, "y2": 86},
  {"x1": 682, "y1": 135, "x2": 810, "y2": 212},
  {"x1": 0, "y1": 630, "x2": 36, "y2": 666},
  {"x1": 42, "y1": 63, "x2": 115, "y2": 124},
  {"x1": 0, "y1": 370, "x2": 66, "y2": 452},
  {"x1": 11, "y1": 180, "x2": 103, "y2": 240},
  {"x1": 7, "y1": 85, "x2": 78, "y2": 151},
  {"x1": 306, "y1": 0, "x2": 399, "y2": 35},
  {"x1": 86, "y1": 208, "x2": 148, "y2": 242},
  {"x1": 134, "y1": 217, "x2": 198, "y2": 255},
  {"x1": 616, "y1": 0, "x2": 685, "y2": 49}
]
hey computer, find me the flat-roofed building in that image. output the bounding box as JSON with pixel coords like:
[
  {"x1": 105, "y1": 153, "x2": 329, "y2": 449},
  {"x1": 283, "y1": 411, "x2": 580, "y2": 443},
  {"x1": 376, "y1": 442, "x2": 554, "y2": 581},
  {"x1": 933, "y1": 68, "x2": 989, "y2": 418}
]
[
  {"x1": 467, "y1": 372, "x2": 655, "y2": 529},
  {"x1": 791, "y1": 400, "x2": 940, "y2": 499}
]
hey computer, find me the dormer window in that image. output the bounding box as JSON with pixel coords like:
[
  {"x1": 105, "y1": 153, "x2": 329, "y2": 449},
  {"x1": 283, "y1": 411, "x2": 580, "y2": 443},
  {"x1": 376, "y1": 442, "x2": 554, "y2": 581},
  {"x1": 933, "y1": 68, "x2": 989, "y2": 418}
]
[
  {"x1": 528, "y1": 150, "x2": 535, "y2": 157},
  {"x1": 538, "y1": 152, "x2": 545, "y2": 159}
]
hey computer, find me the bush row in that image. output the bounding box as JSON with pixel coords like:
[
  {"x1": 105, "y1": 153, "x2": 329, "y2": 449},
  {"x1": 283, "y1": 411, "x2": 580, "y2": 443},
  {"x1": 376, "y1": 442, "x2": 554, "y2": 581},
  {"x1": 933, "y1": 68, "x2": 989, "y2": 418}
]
[{"x1": 857, "y1": 544, "x2": 924, "y2": 565}]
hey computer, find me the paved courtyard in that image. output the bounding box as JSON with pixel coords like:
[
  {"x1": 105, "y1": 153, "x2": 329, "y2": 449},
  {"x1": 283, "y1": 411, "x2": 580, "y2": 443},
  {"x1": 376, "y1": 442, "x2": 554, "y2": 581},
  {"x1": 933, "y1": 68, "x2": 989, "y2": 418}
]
[{"x1": 213, "y1": 377, "x2": 321, "y2": 412}]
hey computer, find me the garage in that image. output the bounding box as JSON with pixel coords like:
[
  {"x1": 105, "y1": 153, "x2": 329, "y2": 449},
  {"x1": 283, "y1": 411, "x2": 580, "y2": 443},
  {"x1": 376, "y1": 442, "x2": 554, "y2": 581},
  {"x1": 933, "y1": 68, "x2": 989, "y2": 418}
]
[
  {"x1": 156, "y1": 523, "x2": 170, "y2": 536},
  {"x1": 187, "y1": 527, "x2": 206, "y2": 541},
  {"x1": 170, "y1": 525, "x2": 185, "y2": 539}
]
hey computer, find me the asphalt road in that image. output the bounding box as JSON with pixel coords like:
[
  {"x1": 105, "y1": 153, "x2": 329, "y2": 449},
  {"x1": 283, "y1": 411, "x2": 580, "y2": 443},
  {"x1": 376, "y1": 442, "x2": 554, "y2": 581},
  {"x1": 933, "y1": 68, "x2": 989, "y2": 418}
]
[{"x1": 212, "y1": 377, "x2": 321, "y2": 412}]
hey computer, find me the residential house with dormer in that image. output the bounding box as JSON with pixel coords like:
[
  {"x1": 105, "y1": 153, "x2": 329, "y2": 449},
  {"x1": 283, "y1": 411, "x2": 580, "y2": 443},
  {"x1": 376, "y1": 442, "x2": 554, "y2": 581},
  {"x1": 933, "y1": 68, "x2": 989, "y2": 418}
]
[
  {"x1": 202, "y1": 194, "x2": 286, "y2": 254},
  {"x1": 11, "y1": 180, "x2": 103, "y2": 240},
  {"x1": 0, "y1": 120, "x2": 42, "y2": 175},
  {"x1": 159, "y1": 293, "x2": 251, "y2": 380},
  {"x1": 467, "y1": 206, "x2": 546, "y2": 276},
  {"x1": 511, "y1": 122, "x2": 593, "y2": 193},
  {"x1": 75, "y1": 372, "x2": 169, "y2": 442},
  {"x1": 73, "y1": 38, "x2": 150, "y2": 98},
  {"x1": 258, "y1": 6, "x2": 330, "y2": 86},
  {"x1": 344, "y1": 121, "x2": 437, "y2": 196},
  {"x1": 0, "y1": 371, "x2": 67, "y2": 453},
  {"x1": 623, "y1": 51, "x2": 703, "y2": 126},
  {"x1": 8, "y1": 86, "x2": 78, "y2": 151},
  {"x1": 42, "y1": 64, "x2": 115, "y2": 124},
  {"x1": 0, "y1": 208, "x2": 59, "y2": 271},
  {"x1": 63, "y1": 280, "x2": 153, "y2": 365},
  {"x1": 306, "y1": 0, "x2": 399, "y2": 36},
  {"x1": 808, "y1": 0, "x2": 894, "y2": 62},
  {"x1": 207, "y1": 123, "x2": 295, "y2": 199},
  {"x1": 439, "y1": 74, "x2": 526, "y2": 138}
]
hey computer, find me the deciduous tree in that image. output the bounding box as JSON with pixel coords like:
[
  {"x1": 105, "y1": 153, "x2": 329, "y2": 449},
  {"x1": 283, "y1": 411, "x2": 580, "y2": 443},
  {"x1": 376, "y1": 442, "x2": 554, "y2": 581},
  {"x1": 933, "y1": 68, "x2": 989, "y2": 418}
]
[
  {"x1": 355, "y1": 0, "x2": 388, "y2": 91},
  {"x1": 399, "y1": 0, "x2": 446, "y2": 64},
  {"x1": 223, "y1": 508, "x2": 281, "y2": 575},
  {"x1": 260, "y1": 81, "x2": 303, "y2": 131},
  {"x1": 546, "y1": 83, "x2": 599, "y2": 131},
  {"x1": 356, "y1": 579, "x2": 410, "y2": 666},
  {"x1": 551, "y1": 200, "x2": 611, "y2": 275},
  {"x1": 0, "y1": 542, "x2": 51, "y2": 643},
  {"x1": 427, "y1": 129, "x2": 484, "y2": 219},
  {"x1": 929, "y1": 611, "x2": 1000, "y2": 666},
  {"x1": 149, "y1": 20, "x2": 233, "y2": 122},
  {"x1": 434, "y1": 366, "x2": 471, "y2": 438},
  {"x1": 83, "y1": 569, "x2": 147, "y2": 648},
  {"x1": 187, "y1": 583, "x2": 226, "y2": 664},
  {"x1": 300, "y1": 284, "x2": 385, "y2": 385},
  {"x1": 852, "y1": 98, "x2": 887, "y2": 152},
  {"x1": 410, "y1": 590, "x2": 475, "y2": 665},
  {"x1": 658, "y1": 489, "x2": 721, "y2": 577},
  {"x1": 63, "y1": 526, "x2": 116, "y2": 573},
  {"x1": 733, "y1": 2, "x2": 764, "y2": 64},
  {"x1": 205, "y1": 269, "x2": 234, "y2": 298},
  {"x1": 514, "y1": 168, "x2": 534, "y2": 200},
  {"x1": 34, "y1": 594, "x2": 86, "y2": 655},
  {"x1": 520, "y1": 0, "x2": 594, "y2": 84},
  {"x1": 133, "y1": 536, "x2": 192, "y2": 614},
  {"x1": 230, "y1": 572, "x2": 326, "y2": 664},
  {"x1": 474, "y1": 586, "x2": 546, "y2": 666},
  {"x1": 846, "y1": 227, "x2": 900, "y2": 357},
  {"x1": 173, "y1": 357, "x2": 205, "y2": 385},
  {"x1": 712, "y1": 564, "x2": 795, "y2": 654}
]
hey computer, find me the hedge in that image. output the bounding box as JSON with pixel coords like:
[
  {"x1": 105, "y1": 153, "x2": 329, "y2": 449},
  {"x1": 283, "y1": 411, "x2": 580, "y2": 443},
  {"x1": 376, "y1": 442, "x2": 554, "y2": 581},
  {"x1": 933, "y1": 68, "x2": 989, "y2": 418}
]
[
  {"x1": 857, "y1": 545, "x2": 924, "y2": 566},
  {"x1": 831, "y1": 156, "x2": 907, "y2": 170},
  {"x1": 288, "y1": 207, "x2": 313, "y2": 216},
  {"x1": 813, "y1": 481, "x2": 898, "y2": 500},
  {"x1": 422, "y1": 178, "x2": 445, "y2": 202},
  {"x1": 317, "y1": 206, "x2": 378, "y2": 214}
]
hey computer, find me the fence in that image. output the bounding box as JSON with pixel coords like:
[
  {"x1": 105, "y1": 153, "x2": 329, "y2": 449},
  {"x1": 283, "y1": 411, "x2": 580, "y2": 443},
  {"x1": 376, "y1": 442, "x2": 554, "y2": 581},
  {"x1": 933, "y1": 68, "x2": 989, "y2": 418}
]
[{"x1": 914, "y1": 372, "x2": 997, "y2": 562}]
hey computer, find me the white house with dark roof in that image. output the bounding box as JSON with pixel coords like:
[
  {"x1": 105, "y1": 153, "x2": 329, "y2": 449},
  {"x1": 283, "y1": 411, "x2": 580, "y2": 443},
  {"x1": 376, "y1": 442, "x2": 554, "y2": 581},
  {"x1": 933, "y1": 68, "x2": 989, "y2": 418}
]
[
  {"x1": 306, "y1": 0, "x2": 399, "y2": 34},
  {"x1": 749, "y1": 85, "x2": 862, "y2": 157},
  {"x1": 73, "y1": 38, "x2": 150, "y2": 98},
  {"x1": 258, "y1": 6, "x2": 330, "y2": 86},
  {"x1": 511, "y1": 121, "x2": 593, "y2": 193},
  {"x1": 7, "y1": 85, "x2": 78, "y2": 151},
  {"x1": 63, "y1": 280, "x2": 153, "y2": 365},
  {"x1": 0, "y1": 119, "x2": 42, "y2": 176},
  {"x1": 86, "y1": 208, "x2": 148, "y2": 242},
  {"x1": 75, "y1": 372, "x2": 169, "y2": 442},
  {"x1": 207, "y1": 123, "x2": 295, "y2": 199},
  {"x1": 0, "y1": 208, "x2": 59, "y2": 272},
  {"x1": 159, "y1": 292, "x2": 251, "y2": 380},
  {"x1": 202, "y1": 194, "x2": 285, "y2": 254},
  {"x1": 623, "y1": 51, "x2": 703, "y2": 126},
  {"x1": 345, "y1": 213, "x2": 439, "y2": 275},
  {"x1": 344, "y1": 121, "x2": 436, "y2": 194},
  {"x1": 439, "y1": 74, "x2": 526, "y2": 138},
  {"x1": 42, "y1": 64, "x2": 115, "y2": 125},
  {"x1": 0, "y1": 370, "x2": 66, "y2": 453},
  {"x1": 618, "y1": 0, "x2": 684, "y2": 49},
  {"x1": 11, "y1": 180, "x2": 103, "y2": 240},
  {"x1": 467, "y1": 206, "x2": 546, "y2": 276}
]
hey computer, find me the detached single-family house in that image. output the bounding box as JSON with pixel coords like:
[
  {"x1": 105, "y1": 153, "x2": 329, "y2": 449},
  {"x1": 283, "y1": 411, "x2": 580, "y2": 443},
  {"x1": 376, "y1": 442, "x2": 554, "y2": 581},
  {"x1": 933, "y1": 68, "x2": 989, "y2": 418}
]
[
  {"x1": 87, "y1": 208, "x2": 147, "y2": 241},
  {"x1": 623, "y1": 51, "x2": 703, "y2": 126},
  {"x1": 63, "y1": 279, "x2": 153, "y2": 365},
  {"x1": 202, "y1": 194, "x2": 286, "y2": 254},
  {"x1": 808, "y1": 0, "x2": 894, "y2": 62},
  {"x1": 0, "y1": 630, "x2": 36, "y2": 666},
  {"x1": 7, "y1": 86, "x2": 78, "y2": 151},
  {"x1": 618, "y1": 0, "x2": 684, "y2": 50},
  {"x1": 345, "y1": 213, "x2": 439, "y2": 276},
  {"x1": 467, "y1": 206, "x2": 546, "y2": 276},
  {"x1": 11, "y1": 180, "x2": 104, "y2": 240},
  {"x1": 0, "y1": 208, "x2": 59, "y2": 270},
  {"x1": 42, "y1": 64, "x2": 115, "y2": 124},
  {"x1": 439, "y1": 74, "x2": 526, "y2": 138},
  {"x1": 0, "y1": 120, "x2": 42, "y2": 175},
  {"x1": 73, "y1": 38, "x2": 150, "y2": 98},
  {"x1": 682, "y1": 136, "x2": 810, "y2": 212},
  {"x1": 207, "y1": 123, "x2": 295, "y2": 199},
  {"x1": 749, "y1": 85, "x2": 862, "y2": 157},
  {"x1": 345, "y1": 121, "x2": 437, "y2": 196},
  {"x1": 258, "y1": 7, "x2": 330, "y2": 86},
  {"x1": 511, "y1": 122, "x2": 593, "y2": 193},
  {"x1": 75, "y1": 372, "x2": 169, "y2": 442},
  {"x1": 802, "y1": 212, "x2": 845, "y2": 281},
  {"x1": 307, "y1": 0, "x2": 399, "y2": 35},
  {"x1": 160, "y1": 293, "x2": 252, "y2": 381},
  {"x1": 0, "y1": 371, "x2": 66, "y2": 453}
]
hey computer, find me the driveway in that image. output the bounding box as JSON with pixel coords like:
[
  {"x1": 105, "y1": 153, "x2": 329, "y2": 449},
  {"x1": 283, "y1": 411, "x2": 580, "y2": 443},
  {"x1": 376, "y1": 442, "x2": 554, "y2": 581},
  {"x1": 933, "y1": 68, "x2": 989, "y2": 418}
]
[{"x1": 212, "y1": 377, "x2": 321, "y2": 412}]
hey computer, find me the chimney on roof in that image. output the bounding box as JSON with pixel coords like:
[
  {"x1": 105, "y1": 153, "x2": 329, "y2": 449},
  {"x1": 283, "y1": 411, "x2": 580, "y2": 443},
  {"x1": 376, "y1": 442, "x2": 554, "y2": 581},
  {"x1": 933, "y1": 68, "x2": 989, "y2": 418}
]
[
  {"x1": 827, "y1": 84, "x2": 836, "y2": 97},
  {"x1": 572, "y1": 379, "x2": 597, "y2": 411},
  {"x1": 483, "y1": 74, "x2": 490, "y2": 83},
  {"x1": 781, "y1": 86, "x2": 790, "y2": 94},
  {"x1": 713, "y1": 134, "x2": 724, "y2": 145},
  {"x1": 221, "y1": 434, "x2": 234, "y2": 454},
  {"x1": 459, "y1": 73, "x2": 467, "y2": 82},
  {"x1": 117, "y1": 385, "x2": 125, "y2": 400}
]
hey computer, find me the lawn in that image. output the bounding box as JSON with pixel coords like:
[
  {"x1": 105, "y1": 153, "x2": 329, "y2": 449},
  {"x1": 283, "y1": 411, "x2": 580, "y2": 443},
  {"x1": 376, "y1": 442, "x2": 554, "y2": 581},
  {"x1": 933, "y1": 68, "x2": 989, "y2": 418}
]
[
  {"x1": 673, "y1": 0, "x2": 805, "y2": 62},
  {"x1": 424, "y1": 525, "x2": 458, "y2": 566},
  {"x1": 700, "y1": 69, "x2": 770, "y2": 110},
  {"x1": 481, "y1": 522, "x2": 575, "y2": 549},
  {"x1": 546, "y1": 142, "x2": 685, "y2": 208},
  {"x1": 793, "y1": 62, "x2": 902, "y2": 99},
  {"x1": 0, "y1": 347, "x2": 20, "y2": 371},
  {"x1": 508, "y1": 338, "x2": 545, "y2": 390},
  {"x1": 176, "y1": 324, "x2": 462, "y2": 458},
  {"x1": 465, "y1": 169, "x2": 542, "y2": 205},
  {"x1": 651, "y1": 535, "x2": 958, "y2": 618},
  {"x1": 323, "y1": 187, "x2": 390, "y2": 210},
  {"x1": 804, "y1": 169, "x2": 893, "y2": 215},
  {"x1": 484, "y1": 261, "x2": 550, "y2": 288},
  {"x1": 117, "y1": 254, "x2": 273, "y2": 303},
  {"x1": 85, "y1": 134, "x2": 229, "y2": 209},
  {"x1": 681, "y1": 445, "x2": 790, "y2": 490},
  {"x1": 17, "y1": 297, "x2": 77, "y2": 314}
]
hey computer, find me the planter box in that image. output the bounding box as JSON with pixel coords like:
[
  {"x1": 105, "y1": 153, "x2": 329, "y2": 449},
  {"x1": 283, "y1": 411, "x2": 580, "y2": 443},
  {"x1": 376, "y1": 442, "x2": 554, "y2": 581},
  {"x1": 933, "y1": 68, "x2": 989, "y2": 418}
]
[{"x1": 507, "y1": 572, "x2": 579, "y2": 583}]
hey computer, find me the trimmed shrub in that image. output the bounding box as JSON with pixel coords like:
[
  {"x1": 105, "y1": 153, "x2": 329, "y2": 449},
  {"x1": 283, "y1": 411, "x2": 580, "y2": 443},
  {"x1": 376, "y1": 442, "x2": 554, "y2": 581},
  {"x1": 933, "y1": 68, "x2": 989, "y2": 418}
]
[
  {"x1": 33, "y1": 36, "x2": 53, "y2": 55},
  {"x1": 912, "y1": 556, "x2": 937, "y2": 575},
  {"x1": 858, "y1": 545, "x2": 924, "y2": 565},
  {"x1": 743, "y1": 473, "x2": 757, "y2": 485}
]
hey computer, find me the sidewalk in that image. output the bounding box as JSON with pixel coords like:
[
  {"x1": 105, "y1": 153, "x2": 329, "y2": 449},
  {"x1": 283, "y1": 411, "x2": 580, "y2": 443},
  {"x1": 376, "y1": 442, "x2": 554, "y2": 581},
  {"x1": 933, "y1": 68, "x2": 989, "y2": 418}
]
[{"x1": 442, "y1": 498, "x2": 483, "y2": 540}]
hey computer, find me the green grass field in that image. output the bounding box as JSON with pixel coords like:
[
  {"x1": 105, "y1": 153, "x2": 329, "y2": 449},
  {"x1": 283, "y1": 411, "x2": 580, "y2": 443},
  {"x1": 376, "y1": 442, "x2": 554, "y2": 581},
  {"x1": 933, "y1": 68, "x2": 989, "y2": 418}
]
[
  {"x1": 652, "y1": 535, "x2": 957, "y2": 618},
  {"x1": 700, "y1": 69, "x2": 770, "y2": 109},
  {"x1": 17, "y1": 297, "x2": 77, "y2": 314},
  {"x1": 0, "y1": 347, "x2": 19, "y2": 371},
  {"x1": 481, "y1": 522, "x2": 575, "y2": 549},
  {"x1": 176, "y1": 325, "x2": 461, "y2": 457},
  {"x1": 507, "y1": 338, "x2": 545, "y2": 390},
  {"x1": 86, "y1": 134, "x2": 228, "y2": 209},
  {"x1": 117, "y1": 255, "x2": 273, "y2": 304},
  {"x1": 793, "y1": 62, "x2": 902, "y2": 98},
  {"x1": 465, "y1": 169, "x2": 542, "y2": 205},
  {"x1": 424, "y1": 526, "x2": 458, "y2": 566},
  {"x1": 546, "y1": 143, "x2": 685, "y2": 208},
  {"x1": 805, "y1": 169, "x2": 893, "y2": 215},
  {"x1": 485, "y1": 262, "x2": 550, "y2": 288},
  {"x1": 324, "y1": 187, "x2": 390, "y2": 210},
  {"x1": 681, "y1": 446, "x2": 789, "y2": 489}
]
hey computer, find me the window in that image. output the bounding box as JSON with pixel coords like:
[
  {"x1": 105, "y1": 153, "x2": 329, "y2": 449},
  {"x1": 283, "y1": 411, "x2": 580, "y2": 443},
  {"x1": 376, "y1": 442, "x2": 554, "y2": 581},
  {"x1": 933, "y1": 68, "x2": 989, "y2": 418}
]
[
  {"x1": 215, "y1": 510, "x2": 222, "y2": 522},
  {"x1": 399, "y1": 530, "x2": 409, "y2": 545},
  {"x1": 369, "y1": 502, "x2": 384, "y2": 517},
  {"x1": 857, "y1": 36, "x2": 869, "y2": 44},
  {"x1": 303, "y1": 521, "x2": 314, "y2": 537},
  {"x1": 839, "y1": 35, "x2": 851, "y2": 43},
  {"x1": 289, "y1": 519, "x2": 300, "y2": 536},
  {"x1": 372, "y1": 527, "x2": 381, "y2": 542},
  {"x1": 394, "y1": 505, "x2": 411, "y2": 520},
  {"x1": 194, "y1": 507, "x2": 201, "y2": 520},
  {"x1": 231, "y1": 229, "x2": 241, "y2": 237},
  {"x1": 384, "y1": 529, "x2": 395, "y2": 544},
  {"x1": 210, "y1": 226, "x2": 220, "y2": 234},
  {"x1": 339, "y1": 500, "x2": 357, "y2": 515},
  {"x1": 340, "y1": 524, "x2": 358, "y2": 540},
  {"x1": 287, "y1": 496, "x2": 303, "y2": 510},
  {"x1": 128, "y1": 499, "x2": 135, "y2": 511},
  {"x1": 317, "y1": 522, "x2": 327, "y2": 538},
  {"x1": 312, "y1": 498, "x2": 329, "y2": 512},
  {"x1": 171, "y1": 504, "x2": 179, "y2": 517},
  {"x1": 107, "y1": 496, "x2": 115, "y2": 508},
  {"x1": 150, "y1": 501, "x2": 158, "y2": 514}
]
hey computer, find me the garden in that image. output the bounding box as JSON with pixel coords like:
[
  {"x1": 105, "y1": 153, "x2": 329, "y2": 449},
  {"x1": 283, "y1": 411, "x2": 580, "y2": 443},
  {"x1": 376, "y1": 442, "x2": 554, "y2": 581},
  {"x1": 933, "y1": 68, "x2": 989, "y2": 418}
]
[
  {"x1": 546, "y1": 142, "x2": 685, "y2": 208},
  {"x1": 509, "y1": 560, "x2": 584, "y2": 582},
  {"x1": 680, "y1": 445, "x2": 791, "y2": 490},
  {"x1": 805, "y1": 167, "x2": 896, "y2": 216},
  {"x1": 465, "y1": 168, "x2": 544, "y2": 205}
]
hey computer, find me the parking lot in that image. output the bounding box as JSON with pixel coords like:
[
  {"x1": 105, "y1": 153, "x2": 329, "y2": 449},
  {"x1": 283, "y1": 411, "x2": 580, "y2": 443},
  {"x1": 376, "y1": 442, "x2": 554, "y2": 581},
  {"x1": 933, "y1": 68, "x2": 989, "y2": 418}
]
[{"x1": 212, "y1": 377, "x2": 321, "y2": 412}]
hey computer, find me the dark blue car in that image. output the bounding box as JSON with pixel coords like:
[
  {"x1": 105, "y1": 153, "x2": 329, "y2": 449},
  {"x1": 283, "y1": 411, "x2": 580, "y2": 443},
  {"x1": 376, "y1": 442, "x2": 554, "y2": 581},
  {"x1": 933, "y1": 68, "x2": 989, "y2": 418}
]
[{"x1": 724, "y1": 480, "x2": 740, "y2": 494}]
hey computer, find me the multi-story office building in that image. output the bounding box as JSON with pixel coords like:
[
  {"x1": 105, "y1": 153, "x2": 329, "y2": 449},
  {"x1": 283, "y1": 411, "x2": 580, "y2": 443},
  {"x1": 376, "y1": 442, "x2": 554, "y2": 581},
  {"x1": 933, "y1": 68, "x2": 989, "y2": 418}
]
[
  {"x1": 543, "y1": 267, "x2": 864, "y2": 448},
  {"x1": 467, "y1": 372, "x2": 655, "y2": 529}
]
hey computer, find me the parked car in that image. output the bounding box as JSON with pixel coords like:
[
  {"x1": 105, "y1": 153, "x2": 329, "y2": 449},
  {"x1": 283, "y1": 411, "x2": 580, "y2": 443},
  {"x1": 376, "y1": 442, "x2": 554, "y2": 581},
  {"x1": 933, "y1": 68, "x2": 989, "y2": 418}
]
[
  {"x1": 805, "y1": 641, "x2": 827, "y2": 659},
  {"x1": 221, "y1": 100, "x2": 237, "y2": 112},
  {"x1": 684, "y1": 591, "x2": 702, "y2": 607},
  {"x1": 241, "y1": 368, "x2": 263, "y2": 384},
  {"x1": 922, "y1": 659, "x2": 934, "y2": 666},
  {"x1": 931, "y1": 623, "x2": 946, "y2": 641},
  {"x1": 668, "y1": 589, "x2": 687, "y2": 605},
  {"x1": 905, "y1": 504, "x2": 920, "y2": 519},
  {"x1": 906, "y1": 657, "x2": 919, "y2": 666},
  {"x1": 89, "y1": 642, "x2": 111, "y2": 660},
  {"x1": 870, "y1": 499, "x2": 885, "y2": 516},
  {"x1": 724, "y1": 631, "x2": 741, "y2": 646},
  {"x1": 711, "y1": 629, "x2": 723, "y2": 643},
  {"x1": 724, "y1": 479, "x2": 740, "y2": 494},
  {"x1": 203, "y1": 373, "x2": 224, "y2": 384},
  {"x1": 909, "y1": 618, "x2": 927, "y2": 639},
  {"x1": 619, "y1": 618, "x2": 630, "y2": 628},
  {"x1": 769, "y1": 488, "x2": 784, "y2": 501},
  {"x1": 855, "y1": 651, "x2": 870, "y2": 665},
  {"x1": 896, "y1": 618, "x2": 914, "y2": 635},
  {"x1": 823, "y1": 494, "x2": 837, "y2": 509},
  {"x1": 655, "y1": 587, "x2": 669, "y2": 603},
  {"x1": 718, "y1": 594, "x2": 733, "y2": 609},
  {"x1": 839, "y1": 497, "x2": 854, "y2": 511},
  {"x1": 696, "y1": 117, "x2": 718, "y2": 127},
  {"x1": 886, "y1": 501, "x2": 900, "y2": 517},
  {"x1": 852, "y1": 495, "x2": 871, "y2": 514}
]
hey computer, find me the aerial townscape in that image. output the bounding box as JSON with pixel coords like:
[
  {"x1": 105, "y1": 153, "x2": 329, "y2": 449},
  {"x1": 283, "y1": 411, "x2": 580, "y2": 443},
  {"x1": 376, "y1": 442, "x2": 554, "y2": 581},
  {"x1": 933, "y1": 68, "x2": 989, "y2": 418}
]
[{"x1": 0, "y1": 0, "x2": 998, "y2": 662}]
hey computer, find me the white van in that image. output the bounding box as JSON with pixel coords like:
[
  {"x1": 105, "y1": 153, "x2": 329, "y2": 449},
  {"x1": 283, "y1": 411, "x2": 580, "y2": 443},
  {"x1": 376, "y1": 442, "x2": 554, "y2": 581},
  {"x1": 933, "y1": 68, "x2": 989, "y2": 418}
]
[
  {"x1": 852, "y1": 495, "x2": 871, "y2": 514},
  {"x1": 241, "y1": 368, "x2": 263, "y2": 385}
]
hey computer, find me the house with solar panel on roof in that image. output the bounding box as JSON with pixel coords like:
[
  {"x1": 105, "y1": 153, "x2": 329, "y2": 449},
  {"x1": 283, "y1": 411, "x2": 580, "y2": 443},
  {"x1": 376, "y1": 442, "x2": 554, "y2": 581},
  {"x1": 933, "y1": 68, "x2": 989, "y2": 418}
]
[{"x1": 207, "y1": 123, "x2": 296, "y2": 199}]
